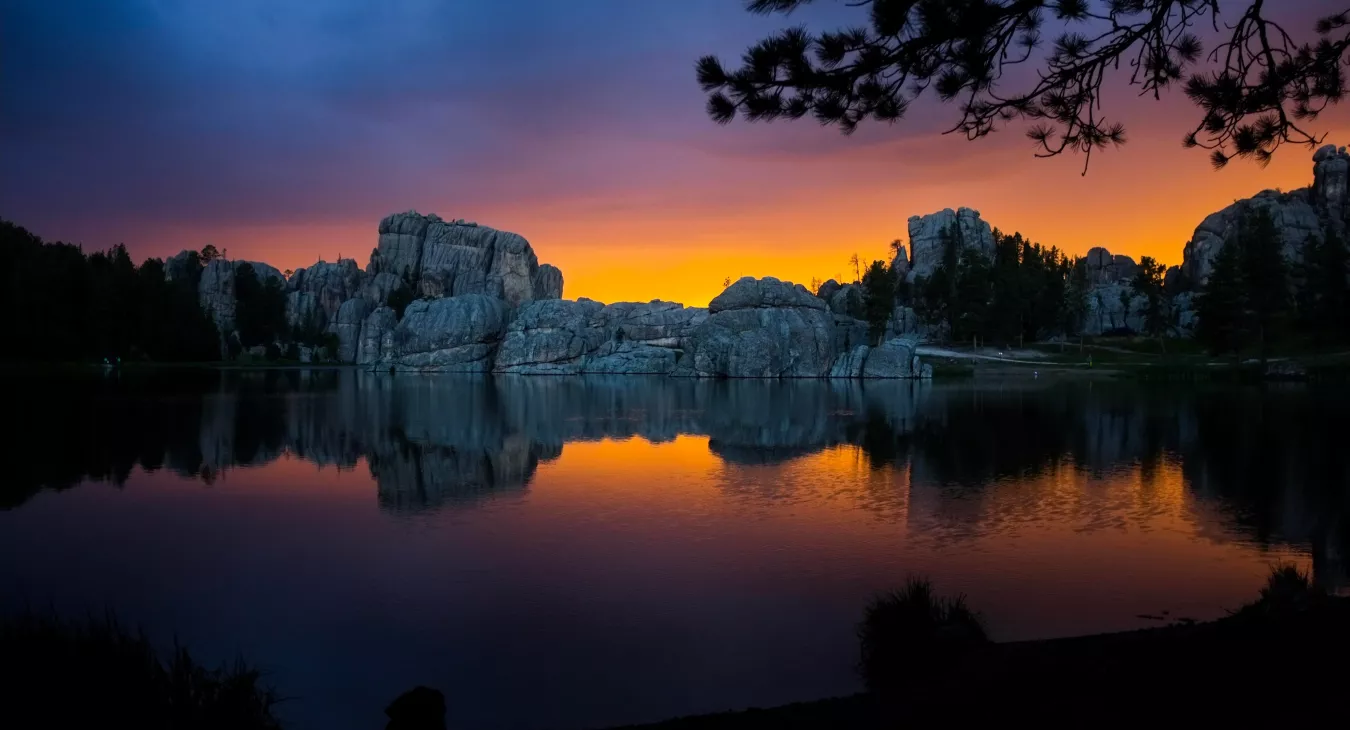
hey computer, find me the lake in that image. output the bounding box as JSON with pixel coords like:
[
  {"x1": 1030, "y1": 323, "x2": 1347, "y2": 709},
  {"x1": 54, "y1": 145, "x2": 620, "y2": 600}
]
[{"x1": 2, "y1": 369, "x2": 1346, "y2": 729}]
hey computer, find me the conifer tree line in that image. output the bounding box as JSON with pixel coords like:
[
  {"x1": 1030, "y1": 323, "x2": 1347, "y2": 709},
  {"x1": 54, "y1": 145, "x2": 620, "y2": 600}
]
[
  {"x1": 1194, "y1": 208, "x2": 1350, "y2": 358},
  {"x1": 0, "y1": 219, "x2": 311, "y2": 363},
  {"x1": 845, "y1": 224, "x2": 1090, "y2": 347},
  {"x1": 846, "y1": 209, "x2": 1349, "y2": 354}
]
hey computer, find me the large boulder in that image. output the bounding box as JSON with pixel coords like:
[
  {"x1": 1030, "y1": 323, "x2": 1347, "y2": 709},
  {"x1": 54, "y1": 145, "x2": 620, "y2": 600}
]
[
  {"x1": 494, "y1": 299, "x2": 705, "y2": 374},
  {"x1": 906, "y1": 207, "x2": 995, "y2": 282},
  {"x1": 494, "y1": 299, "x2": 607, "y2": 373},
  {"x1": 367, "y1": 211, "x2": 561, "y2": 308},
  {"x1": 861, "y1": 337, "x2": 922, "y2": 378},
  {"x1": 682, "y1": 277, "x2": 837, "y2": 378},
  {"x1": 381, "y1": 295, "x2": 510, "y2": 372},
  {"x1": 710, "y1": 276, "x2": 825, "y2": 313},
  {"x1": 601, "y1": 300, "x2": 708, "y2": 348}
]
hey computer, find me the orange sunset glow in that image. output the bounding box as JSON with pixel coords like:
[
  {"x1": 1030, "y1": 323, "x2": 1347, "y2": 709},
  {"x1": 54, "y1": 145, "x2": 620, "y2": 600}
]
[{"x1": 4, "y1": 1, "x2": 1345, "y2": 307}]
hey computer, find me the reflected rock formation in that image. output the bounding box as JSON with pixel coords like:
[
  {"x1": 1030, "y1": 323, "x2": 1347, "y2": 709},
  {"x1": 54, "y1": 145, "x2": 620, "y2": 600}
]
[{"x1": 6, "y1": 371, "x2": 1347, "y2": 590}]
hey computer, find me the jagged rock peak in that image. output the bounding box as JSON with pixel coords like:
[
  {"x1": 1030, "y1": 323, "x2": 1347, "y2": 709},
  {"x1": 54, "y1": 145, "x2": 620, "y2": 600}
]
[
  {"x1": 369, "y1": 210, "x2": 562, "y2": 306},
  {"x1": 905, "y1": 207, "x2": 995, "y2": 282}
]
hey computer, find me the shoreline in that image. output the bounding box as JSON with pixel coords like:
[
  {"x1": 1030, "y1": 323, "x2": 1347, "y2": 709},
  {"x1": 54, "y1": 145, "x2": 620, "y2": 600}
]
[{"x1": 606, "y1": 596, "x2": 1350, "y2": 728}]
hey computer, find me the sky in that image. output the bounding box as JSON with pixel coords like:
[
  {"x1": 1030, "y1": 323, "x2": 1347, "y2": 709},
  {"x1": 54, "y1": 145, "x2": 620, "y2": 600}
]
[{"x1": 2, "y1": 0, "x2": 1346, "y2": 306}]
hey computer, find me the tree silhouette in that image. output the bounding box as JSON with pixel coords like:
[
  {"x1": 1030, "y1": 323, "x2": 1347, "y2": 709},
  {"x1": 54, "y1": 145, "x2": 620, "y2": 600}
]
[
  {"x1": 1296, "y1": 228, "x2": 1349, "y2": 344},
  {"x1": 1195, "y1": 235, "x2": 1246, "y2": 356},
  {"x1": 861, "y1": 259, "x2": 897, "y2": 343},
  {"x1": 1131, "y1": 255, "x2": 1170, "y2": 349},
  {"x1": 697, "y1": 1, "x2": 1348, "y2": 172}
]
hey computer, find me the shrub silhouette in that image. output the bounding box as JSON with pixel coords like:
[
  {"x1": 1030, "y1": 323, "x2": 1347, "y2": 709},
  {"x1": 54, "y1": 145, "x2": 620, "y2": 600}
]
[
  {"x1": 857, "y1": 578, "x2": 989, "y2": 693},
  {"x1": 0, "y1": 610, "x2": 282, "y2": 729}
]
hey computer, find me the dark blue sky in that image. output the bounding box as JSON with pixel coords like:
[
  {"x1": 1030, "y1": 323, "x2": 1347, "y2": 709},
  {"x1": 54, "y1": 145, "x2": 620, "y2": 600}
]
[{"x1": 2, "y1": 0, "x2": 1344, "y2": 305}]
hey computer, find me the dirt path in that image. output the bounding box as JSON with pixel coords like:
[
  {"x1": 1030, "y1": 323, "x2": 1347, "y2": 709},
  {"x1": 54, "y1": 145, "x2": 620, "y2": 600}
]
[{"x1": 916, "y1": 346, "x2": 1064, "y2": 366}]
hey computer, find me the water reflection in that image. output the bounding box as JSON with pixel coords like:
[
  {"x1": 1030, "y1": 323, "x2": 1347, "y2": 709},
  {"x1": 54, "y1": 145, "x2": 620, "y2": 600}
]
[
  {"x1": 8, "y1": 371, "x2": 1348, "y2": 580},
  {"x1": 5, "y1": 368, "x2": 1350, "y2": 729}
]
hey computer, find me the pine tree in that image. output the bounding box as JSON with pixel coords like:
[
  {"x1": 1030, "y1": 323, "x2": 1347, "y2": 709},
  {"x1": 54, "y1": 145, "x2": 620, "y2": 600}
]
[
  {"x1": 699, "y1": 2, "x2": 1347, "y2": 171},
  {"x1": 1236, "y1": 207, "x2": 1291, "y2": 364},
  {"x1": 1131, "y1": 255, "x2": 1170, "y2": 350},
  {"x1": 1297, "y1": 229, "x2": 1349, "y2": 345},
  {"x1": 1194, "y1": 239, "x2": 1247, "y2": 357},
  {"x1": 861, "y1": 260, "x2": 897, "y2": 345}
]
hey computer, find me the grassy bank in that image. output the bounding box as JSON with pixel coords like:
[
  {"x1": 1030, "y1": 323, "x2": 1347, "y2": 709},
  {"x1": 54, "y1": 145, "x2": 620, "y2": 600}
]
[
  {"x1": 609, "y1": 567, "x2": 1350, "y2": 728},
  {"x1": 919, "y1": 336, "x2": 1350, "y2": 382}
]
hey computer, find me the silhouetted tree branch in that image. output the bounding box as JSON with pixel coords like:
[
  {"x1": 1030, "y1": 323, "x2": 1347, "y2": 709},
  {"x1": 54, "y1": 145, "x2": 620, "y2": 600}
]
[{"x1": 697, "y1": 1, "x2": 1348, "y2": 173}]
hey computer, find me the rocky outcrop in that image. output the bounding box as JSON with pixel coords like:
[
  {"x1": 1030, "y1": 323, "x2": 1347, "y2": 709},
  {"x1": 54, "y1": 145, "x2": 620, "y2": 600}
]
[
  {"x1": 164, "y1": 250, "x2": 200, "y2": 282},
  {"x1": 288, "y1": 259, "x2": 363, "y2": 327},
  {"x1": 905, "y1": 207, "x2": 995, "y2": 282},
  {"x1": 161, "y1": 210, "x2": 935, "y2": 375},
  {"x1": 493, "y1": 299, "x2": 706, "y2": 375},
  {"x1": 356, "y1": 307, "x2": 397, "y2": 365},
  {"x1": 1083, "y1": 247, "x2": 1139, "y2": 286},
  {"x1": 532, "y1": 263, "x2": 564, "y2": 300},
  {"x1": 368, "y1": 211, "x2": 560, "y2": 307},
  {"x1": 361, "y1": 272, "x2": 406, "y2": 309},
  {"x1": 196, "y1": 259, "x2": 284, "y2": 339},
  {"x1": 332, "y1": 298, "x2": 372, "y2": 363},
  {"x1": 1182, "y1": 144, "x2": 1348, "y2": 284},
  {"x1": 816, "y1": 279, "x2": 842, "y2": 302},
  {"x1": 1077, "y1": 246, "x2": 1148, "y2": 336},
  {"x1": 861, "y1": 337, "x2": 926, "y2": 379},
  {"x1": 830, "y1": 345, "x2": 869, "y2": 379},
  {"x1": 379, "y1": 295, "x2": 510, "y2": 371},
  {"x1": 1313, "y1": 144, "x2": 1349, "y2": 225},
  {"x1": 680, "y1": 277, "x2": 838, "y2": 378},
  {"x1": 285, "y1": 291, "x2": 322, "y2": 334},
  {"x1": 827, "y1": 283, "x2": 863, "y2": 318}
]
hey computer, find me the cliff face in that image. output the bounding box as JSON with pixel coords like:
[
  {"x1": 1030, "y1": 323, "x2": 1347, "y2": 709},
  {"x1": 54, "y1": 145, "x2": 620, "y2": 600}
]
[
  {"x1": 369, "y1": 212, "x2": 562, "y2": 305},
  {"x1": 169, "y1": 213, "x2": 564, "y2": 361},
  {"x1": 1182, "y1": 144, "x2": 1349, "y2": 284}
]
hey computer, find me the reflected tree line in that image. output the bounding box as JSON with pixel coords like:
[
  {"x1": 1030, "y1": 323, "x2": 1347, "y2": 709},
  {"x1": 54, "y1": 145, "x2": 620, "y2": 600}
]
[{"x1": 6, "y1": 370, "x2": 1346, "y2": 585}]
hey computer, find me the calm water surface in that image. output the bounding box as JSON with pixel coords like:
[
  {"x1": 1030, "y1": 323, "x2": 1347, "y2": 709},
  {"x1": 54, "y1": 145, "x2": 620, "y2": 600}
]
[{"x1": 2, "y1": 370, "x2": 1347, "y2": 729}]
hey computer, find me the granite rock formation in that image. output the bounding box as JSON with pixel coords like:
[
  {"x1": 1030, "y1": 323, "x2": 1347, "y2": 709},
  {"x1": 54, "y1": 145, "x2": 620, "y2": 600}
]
[
  {"x1": 378, "y1": 295, "x2": 511, "y2": 372},
  {"x1": 679, "y1": 277, "x2": 839, "y2": 378},
  {"x1": 369, "y1": 212, "x2": 562, "y2": 306},
  {"x1": 903, "y1": 207, "x2": 996, "y2": 282},
  {"x1": 1182, "y1": 144, "x2": 1349, "y2": 284}
]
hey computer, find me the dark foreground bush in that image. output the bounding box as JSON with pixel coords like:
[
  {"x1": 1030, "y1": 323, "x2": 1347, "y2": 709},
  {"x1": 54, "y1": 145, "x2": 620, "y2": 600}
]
[
  {"x1": 1234, "y1": 563, "x2": 1330, "y2": 620},
  {"x1": 0, "y1": 610, "x2": 282, "y2": 729},
  {"x1": 857, "y1": 578, "x2": 989, "y2": 692}
]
